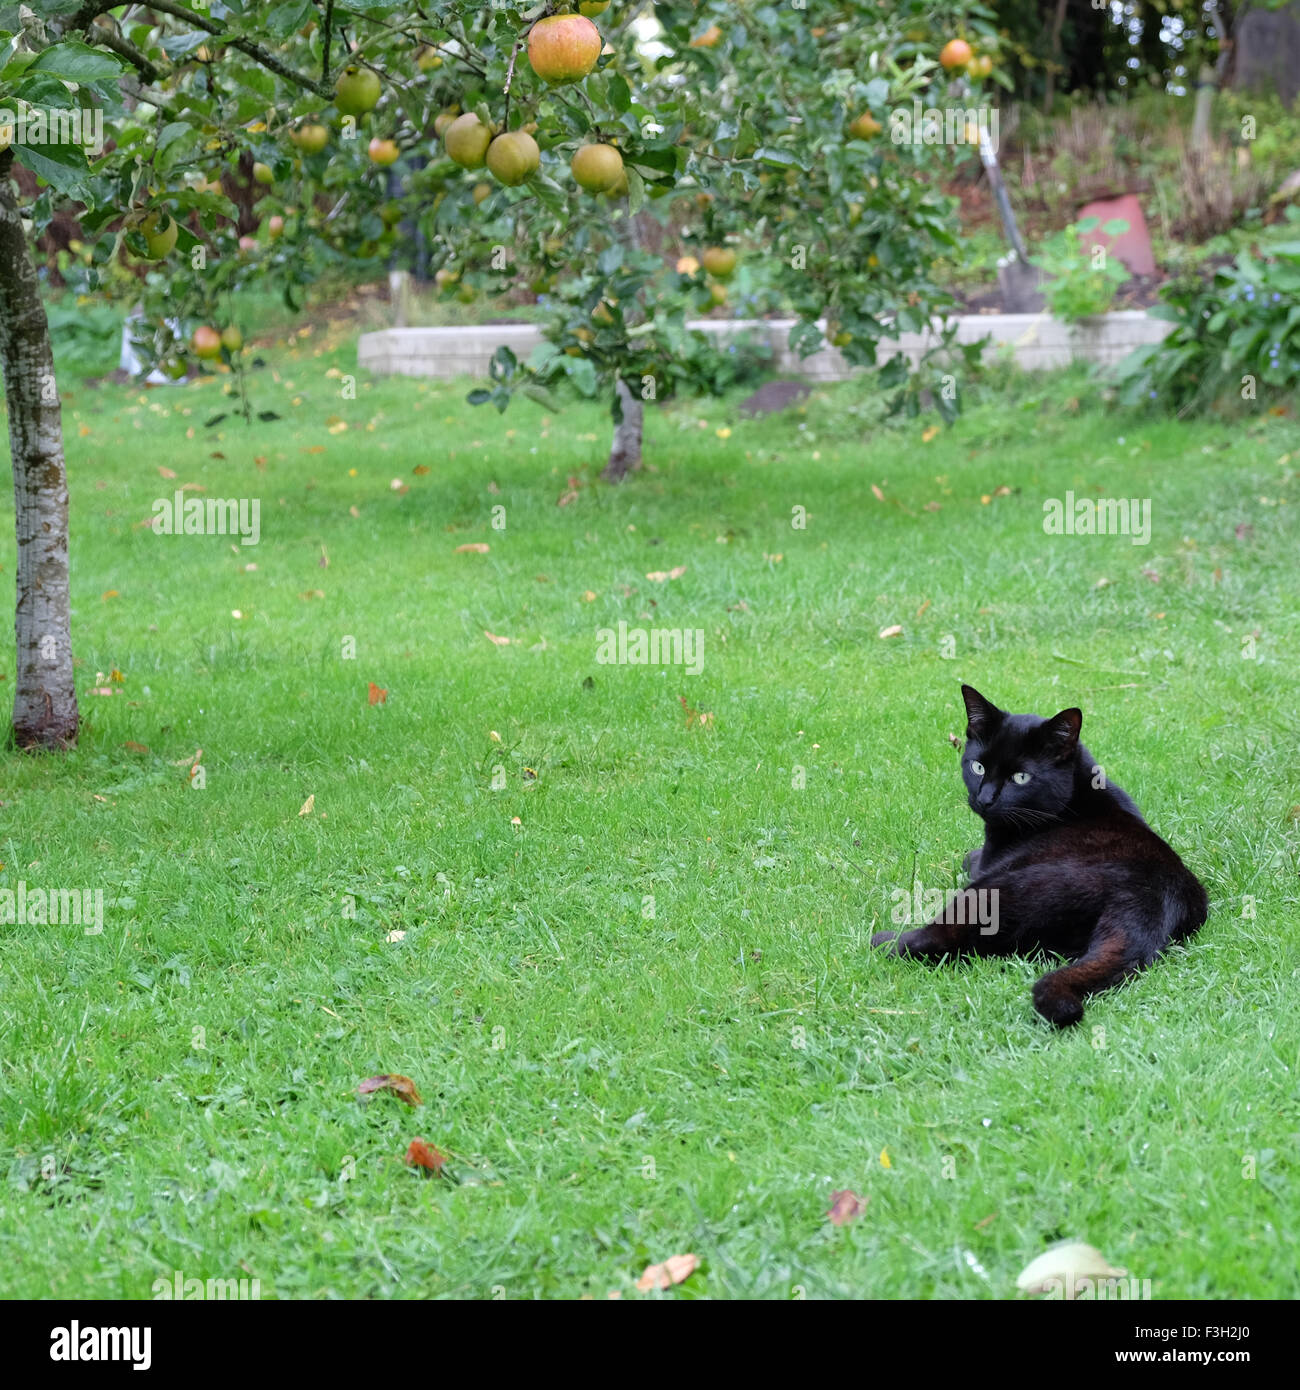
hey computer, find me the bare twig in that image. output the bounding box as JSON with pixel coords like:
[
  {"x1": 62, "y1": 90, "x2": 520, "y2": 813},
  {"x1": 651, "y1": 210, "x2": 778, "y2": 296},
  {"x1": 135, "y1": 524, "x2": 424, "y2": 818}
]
[
  {"x1": 503, "y1": 39, "x2": 522, "y2": 130},
  {"x1": 321, "y1": 0, "x2": 335, "y2": 83}
]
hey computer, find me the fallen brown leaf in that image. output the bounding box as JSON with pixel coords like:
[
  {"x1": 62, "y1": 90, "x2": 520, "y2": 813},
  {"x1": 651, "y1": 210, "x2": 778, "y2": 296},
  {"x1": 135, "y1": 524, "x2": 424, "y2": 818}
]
[
  {"x1": 368, "y1": 682, "x2": 387, "y2": 705},
  {"x1": 456, "y1": 543, "x2": 490, "y2": 554},
  {"x1": 405, "y1": 1138, "x2": 447, "y2": 1174},
  {"x1": 680, "y1": 695, "x2": 715, "y2": 729},
  {"x1": 828, "y1": 1190, "x2": 867, "y2": 1226},
  {"x1": 357, "y1": 1074, "x2": 423, "y2": 1106},
  {"x1": 299, "y1": 794, "x2": 315, "y2": 816},
  {"x1": 636, "y1": 1252, "x2": 699, "y2": 1292}
]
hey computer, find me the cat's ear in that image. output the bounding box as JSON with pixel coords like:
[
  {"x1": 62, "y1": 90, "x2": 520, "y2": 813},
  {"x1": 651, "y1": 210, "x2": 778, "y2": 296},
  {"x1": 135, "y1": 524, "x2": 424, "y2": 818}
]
[
  {"x1": 1040, "y1": 707, "x2": 1083, "y2": 759},
  {"x1": 961, "y1": 685, "x2": 1003, "y2": 740}
]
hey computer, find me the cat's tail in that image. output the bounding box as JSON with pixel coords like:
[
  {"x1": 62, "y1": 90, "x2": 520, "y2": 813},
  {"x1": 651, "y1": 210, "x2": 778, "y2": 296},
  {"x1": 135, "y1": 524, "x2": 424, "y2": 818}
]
[
  {"x1": 1164, "y1": 869, "x2": 1208, "y2": 943},
  {"x1": 1031, "y1": 877, "x2": 1201, "y2": 1028}
]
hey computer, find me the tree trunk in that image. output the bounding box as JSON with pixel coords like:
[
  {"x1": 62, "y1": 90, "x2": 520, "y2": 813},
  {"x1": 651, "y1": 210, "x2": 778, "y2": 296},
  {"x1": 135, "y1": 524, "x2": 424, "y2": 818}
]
[
  {"x1": 0, "y1": 151, "x2": 79, "y2": 749},
  {"x1": 602, "y1": 377, "x2": 643, "y2": 482},
  {"x1": 1043, "y1": 0, "x2": 1067, "y2": 112}
]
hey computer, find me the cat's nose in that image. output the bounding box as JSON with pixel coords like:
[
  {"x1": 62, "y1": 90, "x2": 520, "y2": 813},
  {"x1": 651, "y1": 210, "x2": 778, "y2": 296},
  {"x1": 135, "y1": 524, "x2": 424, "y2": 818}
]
[{"x1": 976, "y1": 783, "x2": 999, "y2": 808}]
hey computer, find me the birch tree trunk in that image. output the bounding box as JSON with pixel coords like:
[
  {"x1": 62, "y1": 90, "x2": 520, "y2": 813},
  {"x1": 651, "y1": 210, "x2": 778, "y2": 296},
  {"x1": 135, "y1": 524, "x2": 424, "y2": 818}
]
[
  {"x1": 0, "y1": 151, "x2": 79, "y2": 749},
  {"x1": 602, "y1": 377, "x2": 643, "y2": 483}
]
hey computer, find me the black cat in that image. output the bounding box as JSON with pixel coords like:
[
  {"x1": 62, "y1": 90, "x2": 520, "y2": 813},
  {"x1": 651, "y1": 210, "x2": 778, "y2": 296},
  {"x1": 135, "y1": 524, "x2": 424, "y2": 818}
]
[{"x1": 871, "y1": 685, "x2": 1208, "y2": 1027}]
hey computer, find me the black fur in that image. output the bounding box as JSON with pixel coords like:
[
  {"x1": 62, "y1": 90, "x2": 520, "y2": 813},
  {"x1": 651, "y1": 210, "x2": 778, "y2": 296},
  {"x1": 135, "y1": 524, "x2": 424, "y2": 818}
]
[{"x1": 871, "y1": 685, "x2": 1208, "y2": 1027}]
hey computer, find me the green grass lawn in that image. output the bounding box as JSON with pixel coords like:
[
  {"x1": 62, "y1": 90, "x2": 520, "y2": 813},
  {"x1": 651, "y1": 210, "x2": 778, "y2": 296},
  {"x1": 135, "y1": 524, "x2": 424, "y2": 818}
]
[{"x1": 1, "y1": 341, "x2": 1298, "y2": 1299}]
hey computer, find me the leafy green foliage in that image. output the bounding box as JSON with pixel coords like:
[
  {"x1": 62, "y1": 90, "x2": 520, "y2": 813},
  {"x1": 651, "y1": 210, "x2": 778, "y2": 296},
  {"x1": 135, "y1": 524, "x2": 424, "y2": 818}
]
[
  {"x1": 1032, "y1": 217, "x2": 1130, "y2": 323},
  {"x1": 1115, "y1": 216, "x2": 1300, "y2": 415},
  {"x1": 1, "y1": 2, "x2": 989, "y2": 424}
]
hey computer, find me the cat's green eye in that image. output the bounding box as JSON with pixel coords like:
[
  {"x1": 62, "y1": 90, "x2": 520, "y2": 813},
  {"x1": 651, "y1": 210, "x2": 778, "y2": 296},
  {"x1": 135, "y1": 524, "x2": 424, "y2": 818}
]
[
  {"x1": 1012, "y1": 771, "x2": 1032, "y2": 785},
  {"x1": 970, "y1": 760, "x2": 985, "y2": 776}
]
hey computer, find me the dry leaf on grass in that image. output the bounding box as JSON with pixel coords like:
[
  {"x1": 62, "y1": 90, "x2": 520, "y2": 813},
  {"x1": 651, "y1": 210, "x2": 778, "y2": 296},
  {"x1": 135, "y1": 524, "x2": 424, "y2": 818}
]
[
  {"x1": 645, "y1": 565, "x2": 687, "y2": 582},
  {"x1": 484, "y1": 631, "x2": 511, "y2": 646},
  {"x1": 456, "y1": 543, "x2": 490, "y2": 553},
  {"x1": 299, "y1": 794, "x2": 315, "y2": 817},
  {"x1": 122, "y1": 741, "x2": 149, "y2": 754},
  {"x1": 368, "y1": 682, "x2": 387, "y2": 705},
  {"x1": 879, "y1": 625, "x2": 903, "y2": 639},
  {"x1": 828, "y1": 1190, "x2": 867, "y2": 1226},
  {"x1": 679, "y1": 695, "x2": 715, "y2": 729},
  {"x1": 636, "y1": 1252, "x2": 699, "y2": 1291},
  {"x1": 404, "y1": 1138, "x2": 447, "y2": 1173},
  {"x1": 357, "y1": 1074, "x2": 423, "y2": 1106}
]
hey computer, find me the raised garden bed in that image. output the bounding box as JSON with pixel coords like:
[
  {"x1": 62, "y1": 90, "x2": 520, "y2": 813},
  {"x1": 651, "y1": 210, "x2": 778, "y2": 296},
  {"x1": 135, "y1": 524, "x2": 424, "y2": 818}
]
[{"x1": 358, "y1": 311, "x2": 1173, "y2": 383}]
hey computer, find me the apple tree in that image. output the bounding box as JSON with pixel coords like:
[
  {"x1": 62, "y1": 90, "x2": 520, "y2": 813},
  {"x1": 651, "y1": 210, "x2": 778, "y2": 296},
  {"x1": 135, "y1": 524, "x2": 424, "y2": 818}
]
[{"x1": 0, "y1": 1, "x2": 986, "y2": 747}]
